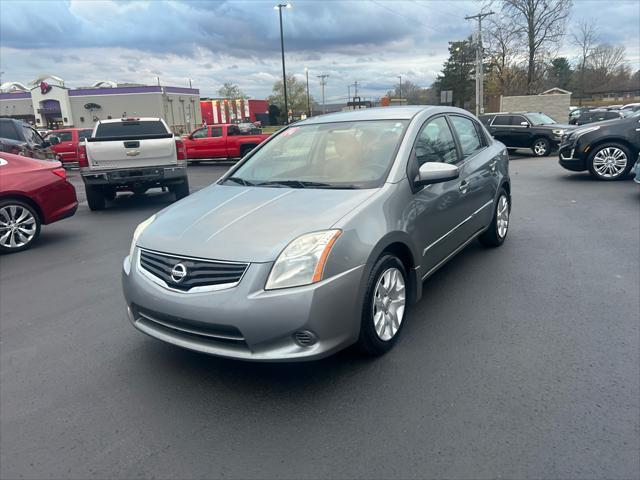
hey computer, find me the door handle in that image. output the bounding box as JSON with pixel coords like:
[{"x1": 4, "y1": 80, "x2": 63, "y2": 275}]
[{"x1": 459, "y1": 181, "x2": 469, "y2": 194}]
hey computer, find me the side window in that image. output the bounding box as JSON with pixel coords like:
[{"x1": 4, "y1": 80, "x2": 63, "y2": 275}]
[
  {"x1": 0, "y1": 121, "x2": 19, "y2": 140},
  {"x1": 449, "y1": 116, "x2": 483, "y2": 157},
  {"x1": 511, "y1": 115, "x2": 528, "y2": 126},
  {"x1": 52, "y1": 131, "x2": 73, "y2": 142},
  {"x1": 210, "y1": 127, "x2": 223, "y2": 138},
  {"x1": 605, "y1": 111, "x2": 619, "y2": 119},
  {"x1": 414, "y1": 116, "x2": 459, "y2": 166},
  {"x1": 23, "y1": 127, "x2": 43, "y2": 145},
  {"x1": 492, "y1": 115, "x2": 511, "y2": 126},
  {"x1": 191, "y1": 128, "x2": 208, "y2": 139},
  {"x1": 228, "y1": 125, "x2": 240, "y2": 136},
  {"x1": 78, "y1": 130, "x2": 92, "y2": 140}
]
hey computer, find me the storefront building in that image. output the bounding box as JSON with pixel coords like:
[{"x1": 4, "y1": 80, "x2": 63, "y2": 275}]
[{"x1": 0, "y1": 78, "x2": 202, "y2": 133}]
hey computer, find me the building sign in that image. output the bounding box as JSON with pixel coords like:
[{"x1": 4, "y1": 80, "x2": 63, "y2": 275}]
[
  {"x1": 84, "y1": 103, "x2": 102, "y2": 110},
  {"x1": 40, "y1": 81, "x2": 52, "y2": 95}
]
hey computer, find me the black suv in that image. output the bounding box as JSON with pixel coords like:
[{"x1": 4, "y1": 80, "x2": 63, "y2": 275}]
[
  {"x1": 559, "y1": 111, "x2": 640, "y2": 180},
  {"x1": 0, "y1": 118, "x2": 60, "y2": 160},
  {"x1": 479, "y1": 112, "x2": 574, "y2": 157},
  {"x1": 572, "y1": 109, "x2": 624, "y2": 126}
]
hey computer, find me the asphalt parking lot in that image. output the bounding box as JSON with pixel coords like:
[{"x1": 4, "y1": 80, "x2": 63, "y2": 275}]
[{"x1": 1, "y1": 155, "x2": 638, "y2": 479}]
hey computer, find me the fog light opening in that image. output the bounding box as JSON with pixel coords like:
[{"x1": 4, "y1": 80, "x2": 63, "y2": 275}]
[{"x1": 293, "y1": 330, "x2": 317, "y2": 347}]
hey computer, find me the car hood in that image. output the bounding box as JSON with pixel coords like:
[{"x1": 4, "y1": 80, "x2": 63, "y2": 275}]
[
  {"x1": 138, "y1": 184, "x2": 377, "y2": 262},
  {"x1": 538, "y1": 123, "x2": 574, "y2": 130}
]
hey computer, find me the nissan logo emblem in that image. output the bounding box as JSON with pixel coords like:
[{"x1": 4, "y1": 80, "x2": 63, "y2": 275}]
[{"x1": 170, "y1": 263, "x2": 187, "y2": 283}]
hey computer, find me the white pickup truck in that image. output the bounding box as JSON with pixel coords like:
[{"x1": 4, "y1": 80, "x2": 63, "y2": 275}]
[{"x1": 78, "y1": 117, "x2": 189, "y2": 211}]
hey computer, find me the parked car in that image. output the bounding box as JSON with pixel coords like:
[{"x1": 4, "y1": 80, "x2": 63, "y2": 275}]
[
  {"x1": 621, "y1": 103, "x2": 640, "y2": 113},
  {"x1": 572, "y1": 109, "x2": 625, "y2": 125},
  {"x1": 122, "y1": 106, "x2": 511, "y2": 361},
  {"x1": 479, "y1": 112, "x2": 573, "y2": 157},
  {"x1": 237, "y1": 122, "x2": 262, "y2": 134},
  {"x1": 569, "y1": 107, "x2": 595, "y2": 124},
  {"x1": 0, "y1": 118, "x2": 60, "y2": 160},
  {"x1": 0, "y1": 152, "x2": 78, "y2": 253},
  {"x1": 45, "y1": 127, "x2": 93, "y2": 164},
  {"x1": 79, "y1": 117, "x2": 189, "y2": 210},
  {"x1": 558, "y1": 111, "x2": 640, "y2": 180},
  {"x1": 634, "y1": 158, "x2": 640, "y2": 184},
  {"x1": 182, "y1": 124, "x2": 270, "y2": 162}
]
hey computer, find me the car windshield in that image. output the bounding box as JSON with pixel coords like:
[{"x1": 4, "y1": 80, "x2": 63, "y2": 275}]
[
  {"x1": 526, "y1": 113, "x2": 557, "y2": 125},
  {"x1": 226, "y1": 120, "x2": 408, "y2": 189}
]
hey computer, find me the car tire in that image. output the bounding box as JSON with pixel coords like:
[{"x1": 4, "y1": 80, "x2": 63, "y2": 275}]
[
  {"x1": 357, "y1": 254, "x2": 408, "y2": 356},
  {"x1": 0, "y1": 199, "x2": 41, "y2": 254},
  {"x1": 531, "y1": 137, "x2": 551, "y2": 157},
  {"x1": 587, "y1": 143, "x2": 633, "y2": 181},
  {"x1": 85, "y1": 185, "x2": 106, "y2": 211},
  {"x1": 171, "y1": 178, "x2": 190, "y2": 200},
  {"x1": 479, "y1": 189, "x2": 510, "y2": 247}
]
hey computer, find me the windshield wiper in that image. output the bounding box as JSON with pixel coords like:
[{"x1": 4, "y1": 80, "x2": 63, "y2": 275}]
[
  {"x1": 256, "y1": 180, "x2": 360, "y2": 189},
  {"x1": 224, "y1": 176, "x2": 254, "y2": 186}
]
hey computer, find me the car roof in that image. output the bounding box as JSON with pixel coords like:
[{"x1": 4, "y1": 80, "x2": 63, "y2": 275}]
[
  {"x1": 97, "y1": 117, "x2": 162, "y2": 124},
  {"x1": 295, "y1": 106, "x2": 469, "y2": 125}
]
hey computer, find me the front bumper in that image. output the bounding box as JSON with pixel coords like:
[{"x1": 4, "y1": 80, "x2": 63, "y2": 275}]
[
  {"x1": 122, "y1": 249, "x2": 366, "y2": 362},
  {"x1": 558, "y1": 145, "x2": 587, "y2": 172},
  {"x1": 82, "y1": 165, "x2": 187, "y2": 187}
]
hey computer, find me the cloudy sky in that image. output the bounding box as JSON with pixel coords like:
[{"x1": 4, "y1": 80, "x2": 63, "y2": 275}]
[{"x1": 1, "y1": 0, "x2": 639, "y2": 102}]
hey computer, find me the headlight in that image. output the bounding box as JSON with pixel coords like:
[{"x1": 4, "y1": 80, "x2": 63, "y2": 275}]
[
  {"x1": 552, "y1": 129, "x2": 565, "y2": 136},
  {"x1": 265, "y1": 230, "x2": 341, "y2": 290},
  {"x1": 128, "y1": 214, "x2": 156, "y2": 260},
  {"x1": 574, "y1": 125, "x2": 600, "y2": 139}
]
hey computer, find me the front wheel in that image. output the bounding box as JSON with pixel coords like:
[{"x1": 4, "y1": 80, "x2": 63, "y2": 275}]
[
  {"x1": 588, "y1": 143, "x2": 633, "y2": 180},
  {"x1": 531, "y1": 137, "x2": 551, "y2": 157},
  {"x1": 479, "y1": 190, "x2": 510, "y2": 247},
  {"x1": 0, "y1": 199, "x2": 41, "y2": 253},
  {"x1": 357, "y1": 255, "x2": 408, "y2": 356}
]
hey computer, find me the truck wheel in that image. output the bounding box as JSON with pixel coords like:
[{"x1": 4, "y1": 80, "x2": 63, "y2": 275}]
[
  {"x1": 171, "y1": 178, "x2": 190, "y2": 200},
  {"x1": 240, "y1": 145, "x2": 257, "y2": 158},
  {"x1": 85, "y1": 185, "x2": 106, "y2": 211}
]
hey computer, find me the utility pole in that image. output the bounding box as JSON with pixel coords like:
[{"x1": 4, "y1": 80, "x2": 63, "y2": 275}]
[
  {"x1": 348, "y1": 85, "x2": 351, "y2": 103},
  {"x1": 274, "y1": 3, "x2": 292, "y2": 123},
  {"x1": 317, "y1": 74, "x2": 329, "y2": 114},
  {"x1": 354, "y1": 80, "x2": 358, "y2": 98},
  {"x1": 397, "y1": 75, "x2": 402, "y2": 104},
  {"x1": 304, "y1": 67, "x2": 310, "y2": 117},
  {"x1": 465, "y1": 11, "x2": 493, "y2": 115}
]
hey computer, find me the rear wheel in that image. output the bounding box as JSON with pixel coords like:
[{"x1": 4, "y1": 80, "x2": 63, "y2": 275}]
[
  {"x1": 357, "y1": 254, "x2": 408, "y2": 356},
  {"x1": 85, "y1": 185, "x2": 106, "y2": 211},
  {"x1": 0, "y1": 200, "x2": 41, "y2": 253},
  {"x1": 531, "y1": 137, "x2": 551, "y2": 157},
  {"x1": 588, "y1": 143, "x2": 632, "y2": 180},
  {"x1": 171, "y1": 178, "x2": 190, "y2": 200},
  {"x1": 479, "y1": 189, "x2": 510, "y2": 247}
]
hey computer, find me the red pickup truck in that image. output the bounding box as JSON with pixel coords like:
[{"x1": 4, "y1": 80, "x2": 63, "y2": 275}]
[
  {"x1": 45, "y1": 128, "x2": 93, "y2": 164},
  {"x1": 182, "y1": 124, "x2": 270, "y2": 162}
]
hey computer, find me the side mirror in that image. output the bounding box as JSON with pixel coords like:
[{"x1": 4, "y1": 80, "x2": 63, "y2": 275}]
[
  {"x1": 520, "y1": 121, "x2": 530, "y2": 127},
  {"x1": 414, "y1": 162, "x2": 459, "y2": 187},
  {"x1": 48, "y1": 136, "x2": 61, "y2": 145}
]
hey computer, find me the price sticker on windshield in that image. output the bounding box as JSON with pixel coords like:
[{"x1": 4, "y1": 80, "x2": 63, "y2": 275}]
[{"x1": 281, "y1": 127, "x2": 299, "y2": 136}]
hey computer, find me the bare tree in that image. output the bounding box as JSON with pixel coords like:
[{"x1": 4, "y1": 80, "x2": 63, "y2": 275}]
[
  {"x1": 589, "y1": 44, "x2": 626, "y2": 78},
  {"x1": 498, "y1": 0, "x2": 572, "y2": 93},
  {"x1": 485, "y1": 16, "x2": 524, "y2": 95},
  {"x1": 572, "y1": 19, "x2": 597, "y2": 104}
]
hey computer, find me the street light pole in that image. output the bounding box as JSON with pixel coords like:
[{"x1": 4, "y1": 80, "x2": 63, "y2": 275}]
[
  {"x1": 305, "y1": 67, "x2": 310, "y2": 117},
  {"x1": 398, "y1": 75, "x2": 402, "y2": 104},
  {"x1": 317, "y1": 74, "x2": 329, "y2": 114},
  {"x1": 274, "y1": 3, "x2": 291, "y2": 123}
]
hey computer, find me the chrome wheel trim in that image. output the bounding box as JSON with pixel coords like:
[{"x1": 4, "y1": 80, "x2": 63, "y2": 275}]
[
  {"x1": 372, "y1": 267, "x2": 406, "y2": 341},
  {"x1": 533, "y1": 140, "x2": 547, "y2": 156},
  {"x1": 496, "y1": 194, "x2": 509, "y2": 238},
  {"x1": 593, "y1": 147, "x2": 627, "y2": 178},
  {"x1": 0, "y1": 205, "x2": 37, "y2": 249}
]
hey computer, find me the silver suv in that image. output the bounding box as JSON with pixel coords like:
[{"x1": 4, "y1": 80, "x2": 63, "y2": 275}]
[{"x1": 122, "y1": 106, "x2": 510, "y2": 361}]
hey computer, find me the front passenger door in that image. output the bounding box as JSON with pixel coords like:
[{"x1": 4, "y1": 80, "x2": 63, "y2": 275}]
[{"x1": 409, "y1": 116, "x2": 468, "y2": 275}]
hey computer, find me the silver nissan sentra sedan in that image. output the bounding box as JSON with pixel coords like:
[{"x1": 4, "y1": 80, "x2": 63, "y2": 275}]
[{"x1": 122, "y1": 106, "x2": 510, "y2": 361}]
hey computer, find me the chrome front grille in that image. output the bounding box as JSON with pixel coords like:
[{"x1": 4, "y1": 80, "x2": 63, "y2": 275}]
[{"x1": 138, "y1": 248, "x2": 248, "y2": 292}]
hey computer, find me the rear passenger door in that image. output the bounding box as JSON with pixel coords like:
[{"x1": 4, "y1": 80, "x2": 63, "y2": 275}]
[
  {"x1": 489, "y1": 115, "x2": 514, "y2": 146},
  {"x1": 510, "y1": 115, "x2": 533, "y2": 147},
  {"x1": 448, "y1": 114, "x2": 497, "y2": 230}
]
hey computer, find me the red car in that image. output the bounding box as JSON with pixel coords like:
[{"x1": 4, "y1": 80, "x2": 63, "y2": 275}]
[
  {"x1": 0, "y1": 152, "x2": 78, "y2": 253},
  {"x1": 182, "y1": 124, "x2": 270, "y2": 162},
  {"x1": 45, "y1": 128, "x2": 93, "y2": 164}
]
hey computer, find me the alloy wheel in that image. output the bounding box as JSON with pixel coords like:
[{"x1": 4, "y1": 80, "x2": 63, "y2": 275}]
[
  {"x1": 0, "y1": 205, "x2": 37, "y2": 249},
  {"x1": 372, "y1": 267, "x2": 406, "y2": 341},
  {"x1": 593, "y1": 147, "x2": 627, "y2": 178},
  {"x1": 533, "y1": 140, "x2": 548, "y2": 156},
  {"x1": 496, "y1": 195, "x2": 509, "y2": 238}
]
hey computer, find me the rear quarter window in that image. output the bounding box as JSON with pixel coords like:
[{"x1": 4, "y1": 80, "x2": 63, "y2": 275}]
[
  {"x1": 95, "y1": 120, "x2": 169, "y2": 138},
  {"x1": 0, "y1": 121, "x2": 19, "y2": 140}
]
